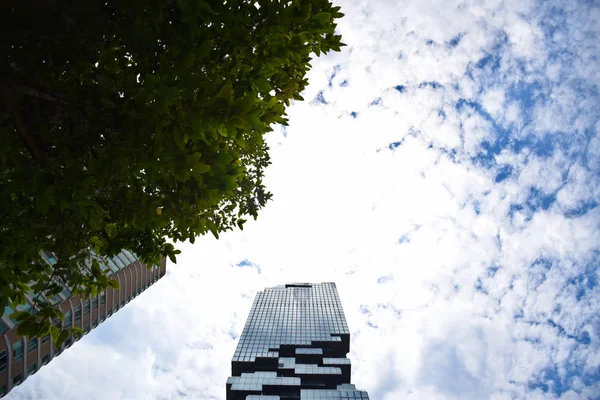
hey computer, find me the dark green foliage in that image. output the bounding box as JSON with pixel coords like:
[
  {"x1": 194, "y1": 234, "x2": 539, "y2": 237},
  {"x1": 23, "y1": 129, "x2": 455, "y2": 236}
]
[{"x1": 0, "y1": 0, "x2": 344, "y2": 345}]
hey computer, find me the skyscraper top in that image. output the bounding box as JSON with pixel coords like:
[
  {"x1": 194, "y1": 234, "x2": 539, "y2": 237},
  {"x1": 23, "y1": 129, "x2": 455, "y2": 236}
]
[
  {"x1": 232, "y1": 282, "x2": 349, "y2": 366},
  {"x1": 227, "y1": 282, "x2": 369, "y2": 400}
]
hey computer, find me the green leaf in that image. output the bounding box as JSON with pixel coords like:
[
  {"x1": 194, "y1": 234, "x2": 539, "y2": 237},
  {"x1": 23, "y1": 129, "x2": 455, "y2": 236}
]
[
  {"x1": 108, "y1": 279, "x2": 120, "y2": 289},
  {"x1": 31, "y1": 281, "x2": 47, "y2": 292},
  {"x1": 217, "y1": 124, "x2": 228, "y2": 137},
  {"x1": 253, "y1": 131, "x2": 264, "y2": 145},
  {"x1": 206, "y1": 220, "x2": 219, "y2": 239},
  {"x1": 312, "y1": 12, "x2": 331, "y2": 25},
  {"x1": 197, "y1": 39, "x2": 213, "y2": 59},
  {"x1": 198, "y1": 0, "x2": 218, "y2": 15},
  {"x1": 181, "y1": 52, "x2": 195, "y2": 70},
  {"x1": 237, "y1": 95, "x2": 256, "y2": 115},
  {"x1": 16, "y1": 320, "x2": 38, "y2": 337},
  {"x1": 231, "y1": 116, "x2": 252, "y2": 130},
  {"x1": 215, "y1": 152, "x2": 234, "y2": 166},
  {"x1": 56, "y1": 329, "x2": 69, "y2": 347},
  {"x1": 9, "y1": 311, "x2": 31, "y2": 322},
  {"x1": 185, "y1": 152, "x2": 203, "y2": 167},
  {"x1": 50, "y1": 325, "x2": 60, "y2": 341},
  {"x1": 89, "y1": 235, "x2": 106, "y2": 252},
  {"x1": 193, "y1": 162, "x2": 211, "y2": 174},
  {"x1": 255, "y1": 77, "x2": 270, "y2": 93},
  {"x1": 218, "y1": 81, "x2": 234, "y2": 100},
  {"x1": 71, "y1": 326, "x2": 83, "y2": 334},
  {"x1": 104, "y1": 223, "x2": 118, "y2": 238},
  {"x1": 91, "y1": 259, "x2": 101, "y2": 277},
  {"x1": 100, "y1": 97, "x2": 116, "y2": 108},
  {"x1": 247, "y1": 114, "x2": 263, "y2": 129},
  {"x1": 173, "y1": 129, "x2": 187, "y2": 151}
]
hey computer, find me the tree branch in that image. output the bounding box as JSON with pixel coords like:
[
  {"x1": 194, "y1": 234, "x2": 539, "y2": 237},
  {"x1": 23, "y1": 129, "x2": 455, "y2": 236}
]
[
  {"x1": 13, "y1": 108, "x2": 45, "y2": 161},
  {"x1": 0, "y1": 80, "x2": 46, "y2": 161}
]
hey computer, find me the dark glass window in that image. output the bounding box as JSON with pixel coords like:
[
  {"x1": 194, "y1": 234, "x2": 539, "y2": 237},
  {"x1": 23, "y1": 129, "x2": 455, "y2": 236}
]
[
  {"x1": 65, "y1": 311, "x2": 72, "y2": 328},
  {"x1": 61, "y1": 287, "x2": 71, "y2": 298},
  {"x1": 27, "y1": 363, "x2": 36, "y2": 375},
  {"x1": 13, "y1": 373, "x2": 22, "y2": 386},
  {"x1": 41, "y1": 251, "x2": 57, "y2": 265},
  {"x1": 100, "y1": 292, "x2": 106, "y2": 305},
  {"x1": 121, "y1": 250, "x2": 137, "y2": 263},
  {"x1": 112, "y1": 256, "x2": 125, "y2": 270},
  {"x1": 74, "y1": 305, "x2": 81, "y2": 321},
  {"x1": 0, "y1": 350, "x2": 6, "y2": 372},
  {"x1": 84, "y1": 300, "x2": 90, "y2": 315},
  {"x1": 42, "y1": 335, "x2": 50, "y2": 344},
  {"x1": 115, "y1": 253, "x2": 131, "y2": 267},
  {"x1": 13, "y1": 340, "x2": 23, "y2": 362},
  {"x1": 42, "y1": 354, "x2": 50, "y2": 364},
  {"x1": 27, "y1": 338, "x2": 37, "y2": 353},
  {"x1": 0, "y1": 321, "x2": 8, "y2": 335},
  {"x1": 107, "y1": 258, "x2": 119, "y2": 272}
]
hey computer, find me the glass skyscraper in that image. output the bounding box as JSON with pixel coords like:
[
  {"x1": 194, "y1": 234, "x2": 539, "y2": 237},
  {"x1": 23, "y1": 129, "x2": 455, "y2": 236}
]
[
  {"x1": 227, "y1": 282, "x2": 370, "y2": 399},
  {"x1": 0, "y1": 250, "x2": 166, "y2": 397}
]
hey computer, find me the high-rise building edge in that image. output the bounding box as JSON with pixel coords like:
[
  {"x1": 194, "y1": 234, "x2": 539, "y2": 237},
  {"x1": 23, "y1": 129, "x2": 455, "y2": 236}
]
[
  {"x1": 0, "y1": 250, "x2": 167, "y2": 397},
  {"x1": 227, "y1": 282, "x2": 370, "y2": 399}
]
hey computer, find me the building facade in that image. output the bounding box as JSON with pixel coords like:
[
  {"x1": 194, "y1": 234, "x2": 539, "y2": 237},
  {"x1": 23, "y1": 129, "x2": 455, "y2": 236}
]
[
  {"x1": 0, "y1": 250, "x2": 167, "y2": 397},
  {"x1": 227, "y1": 282, "x2": 369, "y2": 400}
]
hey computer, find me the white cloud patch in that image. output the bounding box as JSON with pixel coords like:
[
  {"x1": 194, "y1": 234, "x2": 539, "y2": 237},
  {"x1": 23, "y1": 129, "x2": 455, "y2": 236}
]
[{"x1": 9, "y1": 0, "x2": 600, "y2": 399}]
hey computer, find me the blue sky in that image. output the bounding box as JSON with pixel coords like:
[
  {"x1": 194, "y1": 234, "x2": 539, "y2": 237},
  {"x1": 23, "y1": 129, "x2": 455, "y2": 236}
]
[{"x1": 8, "y1": 0, "x2": 600, "y2": 399}]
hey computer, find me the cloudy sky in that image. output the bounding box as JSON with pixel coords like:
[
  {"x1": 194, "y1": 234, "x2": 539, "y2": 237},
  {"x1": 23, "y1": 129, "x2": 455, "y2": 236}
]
[{"x1": 9, "y1": 0, "x2": 600, "y2": 399}]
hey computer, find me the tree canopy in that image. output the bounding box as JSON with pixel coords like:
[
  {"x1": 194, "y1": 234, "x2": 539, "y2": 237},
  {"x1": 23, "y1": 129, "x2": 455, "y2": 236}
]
[{"x1": 0, "y1": 0, "x2": 344, "y2": 344}]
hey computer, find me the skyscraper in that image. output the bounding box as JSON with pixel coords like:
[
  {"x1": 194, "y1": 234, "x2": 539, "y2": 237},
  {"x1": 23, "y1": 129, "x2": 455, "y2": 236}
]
[
  {"x1": 0, "y1": 250, "x2": 166, "y2": 397},
  {"x1": 227, "y1": 282, "x2": 370, "y2": 399}
]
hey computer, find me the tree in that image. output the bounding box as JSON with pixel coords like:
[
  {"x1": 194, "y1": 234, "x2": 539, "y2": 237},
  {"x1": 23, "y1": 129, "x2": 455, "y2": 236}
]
[{"x1": 0, "y1": 0, "x2": 344, "y2": 344}]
